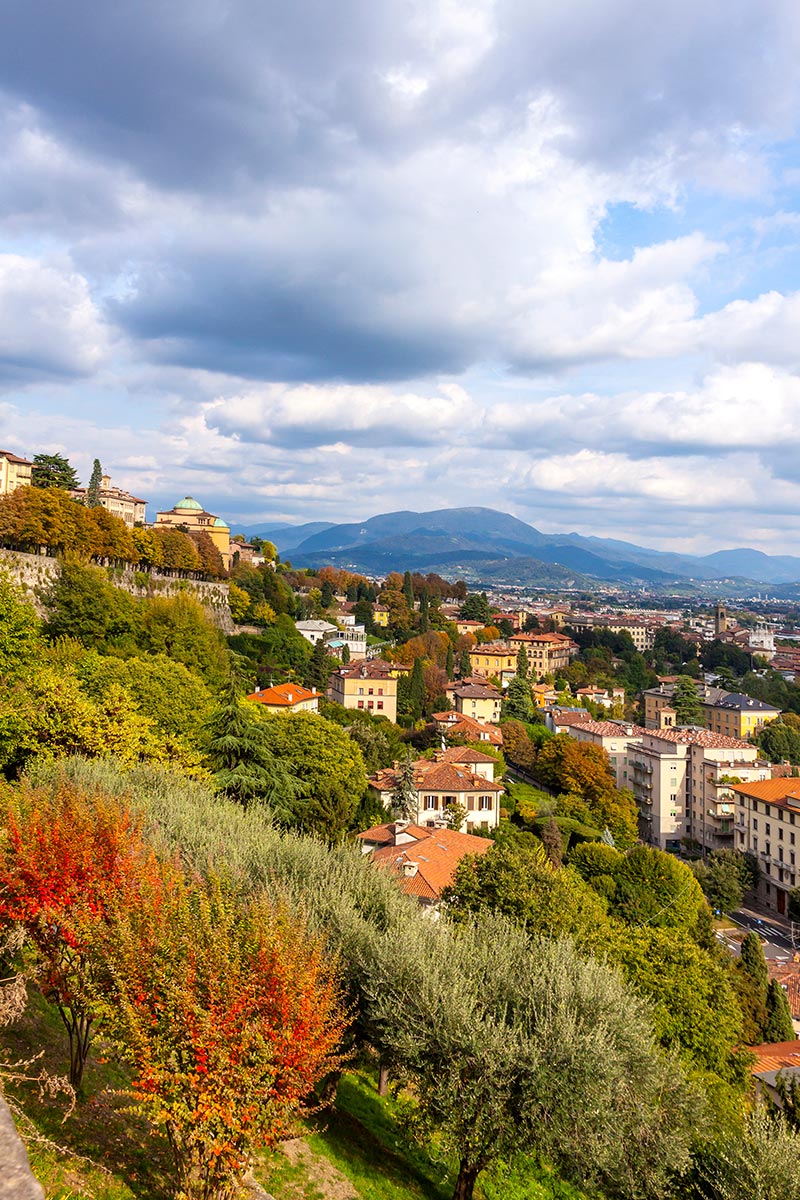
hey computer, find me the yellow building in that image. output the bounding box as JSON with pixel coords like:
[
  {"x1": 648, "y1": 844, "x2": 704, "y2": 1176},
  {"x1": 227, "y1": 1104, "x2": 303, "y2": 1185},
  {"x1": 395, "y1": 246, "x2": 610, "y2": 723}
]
[
  {"x1": 644, "y1": 683, "x2": 780, "y2": 739},
  {"x1": 328, "y1": 659, "x2": 404, "y2": 722},
  {"x1": 468, "y1": 643, "x2": 517, "y2": 678},
  {"x1": 451, "y1": 682, "x2": 502, "y2": 724},
  {"x1": 0, "y1": 450, "x2": 33, "y2": 495},
  {"x1": 155, "y1": 496, "x2": 231, "y2": 568},
  {"x1": 510, "y1": 632, "x2": 577, "y2": 679},
  {"x1": 372, "y1": 605, "x2": 390, "y2": 628},
  {"x1": 246, "y1": 683, "x2": 321, "y2": 713}
]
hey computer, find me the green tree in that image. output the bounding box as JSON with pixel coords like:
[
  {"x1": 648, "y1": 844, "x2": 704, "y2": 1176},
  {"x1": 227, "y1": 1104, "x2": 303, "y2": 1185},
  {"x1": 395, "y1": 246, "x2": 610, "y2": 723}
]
[
  {"x1": 0, "y1": 568, "x2": 41, "y2": 678},
  {"x1": 203, "y1": 680, "x2": 302, "y2": 808},
  {"x1": 764, "y1": 978, "x2": 795, "y2": 1043},
  {"x1": 341, "y1": 642, "x2": 350, "y2": 665},
  {"x1": 736, "y1": 930, "x2": 769, "y2": 1043},
  {"x1": 304, "y1": 638, "x2": 332, "y2": 691},
  {"x1": 409, "y1": 657, "x2": 425, "y2": 721},
  {"x1": 418, "y1": 589, "x2": 430, "y2": 633},
  {"x1": 692, "y1": 850, "x2": 755, "y2": 914},
  {"x1": 320, "y1": 579, "x2": 335, "y2": 608},
  {"x1": 139, "y1": 594, "x2": 229, "y2": 688},
  {"x1": 442, "y1": 797, "x2": 468, "y2": 831},
  {"x1": 390, "y1": 752, "x2": 418, "y2": 821},
  {"x1": 228, "y1": 581, "x2": 252, "y2": 624},
  {"x1": 541, "y1": 814, "x2": 563, "y2": 866},
  {"x1": 501, "y1": 675, "x2": 534, "y2": 722},
  {"x1": 699, "y1": 1108, "x2": 800, "y2": 1200},
  {"x1": 258, "y1": 711, "x2": 367, "y2": 841},
  {"x1": 367, "y1": 918, "x2": 697, "y2": 1200},
  {"x1": 611, "y1": 845, "x2": 707, "y2": 933},
  {"x1": 403, "y1": 569, "x2": 415, "y2": 609},
  {"x1": 515, "y1": 644, "x2": 529, "y2": 679},
  {"x1": 672, "y1": 675, "x2": 703, "y2": 725},
  {"x1": 86, "y1": 458, "x2": 103, "y2": 508},
  {"x1": 789, "y1": 886, "x2": 800, "y2": 922},
  {"x1": 445, "y1": 643, "x2": 455, "y2": 680},
  {"x1": 43, "y1": 558, "x2": 140, "y2": 649},
  {"x1": 458, "y1": 649, "x2": 471, "y2": 678},
  {"x1": 31, "y1": 452, "x2": 80, "y2": 490},
  {"x1": 459, "y1": 593, "x2": 490, "y2": 623}
]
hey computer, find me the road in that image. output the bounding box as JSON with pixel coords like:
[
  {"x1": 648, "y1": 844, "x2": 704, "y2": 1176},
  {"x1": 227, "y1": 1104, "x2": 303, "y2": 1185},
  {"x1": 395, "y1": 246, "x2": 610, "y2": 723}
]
[{"x1": 718, "y1": 908, "x2": 799, "y2": 962}]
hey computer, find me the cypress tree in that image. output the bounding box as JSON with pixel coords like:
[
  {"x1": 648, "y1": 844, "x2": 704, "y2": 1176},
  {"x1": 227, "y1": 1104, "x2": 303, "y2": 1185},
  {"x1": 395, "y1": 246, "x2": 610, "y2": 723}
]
[
  {"x1": 86, "y1": 458, "x2": 103, "y2": 507},
  {"x1": 516, "y1": 645, "x2": 529, "y2": 679},
  {"x1": 410, "y1": 657, "x2": 425, "y2": 721},
  {"x1": 419, "y1": 589, "x2": 430, "y2": 633},
  {"x1": 403, "y1": 570, "x2": 415, "y2": 610},
  {"x1": 764, "y1": 979, "x2": 795, "y2": 1043},
  {"x1": 458, "y1": 649, "x2": 471, "y2": 678},
  {"x1": 445, "y1": 643, "x2": 455, "y2": 680}
]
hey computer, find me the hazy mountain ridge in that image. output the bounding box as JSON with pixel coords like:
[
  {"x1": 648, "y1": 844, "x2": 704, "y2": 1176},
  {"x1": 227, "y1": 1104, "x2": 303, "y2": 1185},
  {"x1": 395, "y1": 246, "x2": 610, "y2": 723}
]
[{"x1": 276, "y1": 506, "x2": 800, "y2": 586}]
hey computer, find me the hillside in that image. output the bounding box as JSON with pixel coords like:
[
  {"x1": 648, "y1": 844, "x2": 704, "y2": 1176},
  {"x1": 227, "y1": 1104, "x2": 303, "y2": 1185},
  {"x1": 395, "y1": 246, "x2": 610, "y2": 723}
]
[{"x1": 281, "y1": 505, "x2": 800, "y2": 586}]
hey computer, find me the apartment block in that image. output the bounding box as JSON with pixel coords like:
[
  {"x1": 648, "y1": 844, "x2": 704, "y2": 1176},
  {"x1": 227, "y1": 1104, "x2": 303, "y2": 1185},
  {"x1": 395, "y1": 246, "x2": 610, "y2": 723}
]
[
  {"x1": 327, "y1": 659, "x2": 405, "y2": 722},
  {"x1": 0, "y1": 450, "x2": 32, "y2": 495},
  {"x1": 731, "y1": 778, "x2": 800, "y2": 917},
  {"x1": 568, "y1": 719, "x2": 645, "y2": 790},
  {"x1": 643, "y1": 682, "x2": 781, "y2": 738}
]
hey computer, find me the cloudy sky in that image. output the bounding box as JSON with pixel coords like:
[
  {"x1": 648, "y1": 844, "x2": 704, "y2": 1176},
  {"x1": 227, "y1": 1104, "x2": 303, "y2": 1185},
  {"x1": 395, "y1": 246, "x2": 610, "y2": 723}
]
[{"x1": 3, "y1": 1, "x2": 800, "y2": 552}]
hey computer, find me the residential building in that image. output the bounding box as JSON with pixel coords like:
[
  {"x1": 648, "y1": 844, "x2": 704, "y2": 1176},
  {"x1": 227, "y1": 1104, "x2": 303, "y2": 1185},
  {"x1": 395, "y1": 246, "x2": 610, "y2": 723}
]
[
  {"x1": 568, "y1": 719, "x2": 645, "y2": 789},
  {"x1": 372, "y1": 605, "x2": 390, "y2": 628},
  {"x1": 629, "y1": 728, "x2": 768, "y2": 854},
  {"x1": 71, "y1": 474, "x2": 147, "y2": 527},
  {"x1": 455, "y1": 619, "x2": 487, "y2": 636},
  {"x1": 567, "y1": 614, "x2": 655, "y2": 652},
  {"x1": 432, "y1": 710, "x2": 504, "y2": 746},
  {"x1": 451, "y1": 682, "x2": 502, "y2": 724},
  {"x1": 509, "y1": 631, "x2": 578, "y2": 679},
  {"x1": 368, "y1": 751, "x2": 504, "y2": 833},
  {"x1": 246, "y1": 682, "x2": 321, "y2": 713},
  {"x1": 750, "y1": 1042, "x2": 800, "y2": 1106},
  {"x1": 326, "y1": 623, "x2": 368, "y2": 661},
  {"x1": 575, "y1": 685, "x2": 625, "y2": 708},
  {"x1": 545, "y1": 707, "x2": 594, "y2": 734},
  {"x1": 295, "y1": 619, "x2": 339, "y2": 645},
  {"x1": 0, "y1": 450, "x2": 32, "y2": 495},
  {"x1": 731, "y1": 778, "x2": 800, "y2": 916},
  {"x1": 468, "y1": 643, "x2": 518, "y2": 682},
  {"x1": 643, "y1": 682, "x2": 781, "y2": 738},
  {"x1": 356, "y1": 821, "x2": 494, "y2": 908},
  {"x1": 155, "y1": 496, "x2": 231, "y2": 567},
  {"x1": 328, "y1": 659, "x2": 405, "y2": 722}
]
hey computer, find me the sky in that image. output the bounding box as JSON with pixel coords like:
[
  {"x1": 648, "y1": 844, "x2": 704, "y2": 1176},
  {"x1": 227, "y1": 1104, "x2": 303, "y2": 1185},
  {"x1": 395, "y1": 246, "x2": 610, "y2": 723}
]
[{"x1": 3, "y1": 1, "x2": 800, "y2": 554}]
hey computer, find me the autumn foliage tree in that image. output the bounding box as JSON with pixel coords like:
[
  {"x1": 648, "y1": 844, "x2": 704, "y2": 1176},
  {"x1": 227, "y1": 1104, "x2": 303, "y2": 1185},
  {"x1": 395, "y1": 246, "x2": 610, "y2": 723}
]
[
  {"x1": 96, "y1": 868, "x2": 345, "y2": 1200},
  {"x1": 0, "y1": 781, "x2": 161, "y2": 1087}
]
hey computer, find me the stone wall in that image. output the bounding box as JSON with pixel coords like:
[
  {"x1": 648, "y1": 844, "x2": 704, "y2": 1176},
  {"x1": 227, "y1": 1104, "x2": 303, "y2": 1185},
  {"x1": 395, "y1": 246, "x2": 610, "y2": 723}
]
[
  {"x1": 0, "y1": 549, "x2": 234, "y2": 632},
  {"x1": 0, "y1": 1095, "x2": 45, "y2": 1199}
]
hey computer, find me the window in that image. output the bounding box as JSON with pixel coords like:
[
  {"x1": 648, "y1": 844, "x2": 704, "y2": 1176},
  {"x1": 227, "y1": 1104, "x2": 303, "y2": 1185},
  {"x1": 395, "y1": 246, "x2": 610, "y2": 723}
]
[
  {"x1": 779, "y1": 847, "x2": 784, "y2": 862},
  {"x1": 378, "y1": 688, "x2": 384, "y2": 696},
  {"x1": 367, "y1": 701, "x2": 374, "y2": 709},
  {"x1": 670, "y1": 793, "x2": 677, "y2": 802},
  {"x1": 779, "y1": 827, "x2": 784, "y2": 840},
  {"x1": 792, "y1": 833, "x2": 796, "y2": 845},
  {"x1": 479, "y1": 795, "x2": 493, "y2": 811},
  {"x1": 358, "y1": 687, "x2": 364, "y2": 696},
  {"x1": 424, "y1": 795, "x2": 437, "y2": 810},
  {"x1": 368, "y1": 688, "x2": 374, "y2": 695},
  {"x1": 753, "y1": 819, "x2": 758, "y2": 830},
  {"x1": 377, "y1": 701, "x2": 383, "y2": 710},
  {"x1": 357, "y1": 700, "x2": 364, "y2": 709},
  {"x1": 766, "y1": 823, "x2": 771, "y2": 835}
]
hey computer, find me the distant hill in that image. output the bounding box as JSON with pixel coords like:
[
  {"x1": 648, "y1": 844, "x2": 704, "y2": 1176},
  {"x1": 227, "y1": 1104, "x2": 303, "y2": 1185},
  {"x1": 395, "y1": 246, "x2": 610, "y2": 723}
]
[
  {"x1": 230, "y1": 521, "x2": 334, "y2": 552},
  {"x1": 285, "y1": 506, "x2": 800, "y2": 586}
]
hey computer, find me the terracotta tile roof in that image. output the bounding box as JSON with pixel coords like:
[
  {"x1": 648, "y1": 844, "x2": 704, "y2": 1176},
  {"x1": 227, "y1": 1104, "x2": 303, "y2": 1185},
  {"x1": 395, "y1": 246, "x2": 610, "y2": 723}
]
[
  {"x1": 468, "y1": 644, "x2": 516, "y2": 656},
  {"x1": 0, "y1": 450, "x2": 32, "y2": 464},
  {"x1": 572, "y1": 719, "x2": 646, "y2": 738},
  {"x1": 368, "y1": 827, "x2": 493, "y2": 899},
  {"x1": 356, "y1": 822, "x2": 431, "y2": 846},
  {"x1": 369, "y1": 760, "x2": 504, "y2": 794},
  {"x1": 647, "y1": 728, "x2": 754, "y2": 750},
  {"x1": 337, "y1": 659, "x2": 406, "y2": 679},
  {"x1": 246, "y1": 682, "x2": 321, "y2": 707},
  {"x1": 730, "y1": 778, "x2": 800, "y2": 806},
  {"x1": 435, "y1": 746, "x2": 498, "y2": 765},
  {"x1": 769, "y1": 965, "x2": 800, "y2": 1020},
  {"x1": 511, "y1": 632, "x2": 574, "y2": 645},
  {"x1": 431, "y1": 711, "x2": 504, "y2": 745},
  {"x1": 750, "y1": 1041, "x2": 800, "y2": 1075},
  {"x1": 452, "y1": 683, "x2": 501, "y2": 700},
  {"x1": 550, "y1": 709, "x2": 594, "y2": 726}
]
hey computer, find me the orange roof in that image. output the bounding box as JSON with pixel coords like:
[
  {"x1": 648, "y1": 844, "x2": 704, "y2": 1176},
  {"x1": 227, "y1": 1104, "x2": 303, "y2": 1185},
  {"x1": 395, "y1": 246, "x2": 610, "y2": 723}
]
[
  {"x1": 573, "y1": 719, "x2": 646, "y2": 738},
  {"x1": 469, "y1": 644, "x2": 516, "y2": 656},
  {"x1": 435, "y1": 746, "x2": 498, "y2": 765},
  {"x1": 730, "y1": 778, "x2": 800, "y2": 806},
  {"x1": 369, "y1": 759, "x2": 504, "y2": 794},
  {"x1": 247, "y1": 682, "x2": 321, "y2": 707},
  {"x1": 0, "y1": 449, "x2": 32, "y2": 464},
  {"x1": 551, "y1": 710, "x2": 594, "y2": 726},
  {"x1": 432, "y1": 711, "x2": 504, "y2": 745},
  {"x1": 357, "y1": 822, "x2": 431, "y2": 846},
  {"x1": 750, "y1": 1041, "x2": 800, "y2": 1075},
  {"x1": 368, "y1": 826, "x2": 493, "y2": 899}
]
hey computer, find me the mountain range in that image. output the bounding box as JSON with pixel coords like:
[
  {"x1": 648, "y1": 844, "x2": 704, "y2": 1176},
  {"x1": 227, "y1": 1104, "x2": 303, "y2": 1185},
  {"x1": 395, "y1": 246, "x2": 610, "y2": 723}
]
[{"x1": 232, "y1": 507, "x2": 800, "y2": 590}]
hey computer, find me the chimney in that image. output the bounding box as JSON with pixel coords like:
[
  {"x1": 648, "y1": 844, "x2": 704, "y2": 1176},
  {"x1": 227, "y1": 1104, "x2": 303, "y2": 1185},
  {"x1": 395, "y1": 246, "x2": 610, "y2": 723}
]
[
  {"x1": 254, "y1": 685, "x2": 261, "y2": 694},
  {"x1": 401, "y1": 859, "x2": 419, "y2": 877}
]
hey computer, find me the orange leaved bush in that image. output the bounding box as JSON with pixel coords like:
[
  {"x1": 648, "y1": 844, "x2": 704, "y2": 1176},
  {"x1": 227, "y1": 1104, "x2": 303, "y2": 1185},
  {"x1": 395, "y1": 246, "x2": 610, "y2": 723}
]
[
  {"x1": 96, "y1": 866, "x2": 346, "y2": 1200},
  {"x1": 0, "y1": 780, "x2": 161, "y2": 1087}
]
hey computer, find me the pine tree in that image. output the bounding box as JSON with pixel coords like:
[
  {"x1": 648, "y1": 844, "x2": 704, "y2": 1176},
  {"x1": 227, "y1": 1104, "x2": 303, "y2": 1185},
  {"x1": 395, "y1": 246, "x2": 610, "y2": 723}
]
[
  {"x1": 672, "y1": 675, "x2": 703, "y2": 725},
  {"x1": 304, "y1": 639, "x2": 332, "y2": 691},
  {"x1": 86, "y1": 458, "x2": 103, "y2": 507},
  {"x1": 764, "y1": 979, "x2": 795, "y2": 1043},
  {"x1": 458, "y1": 650, "x2": 471, "y2": 678},
  {"x1": 341, "y1": 643, "x2": 350, "y2": 665},
  {"x1": 391, "y1": 753, "x2": 419, "y2": 821},
  {"x1": 410, "y1": 657, "x2": 425, "y2": 721},
  {"x1": 445, "y1": 644, "x2": 455, "y2": 681},
  {"x1": 31, "y1": 452, "x2": 80, "y2": 490}
]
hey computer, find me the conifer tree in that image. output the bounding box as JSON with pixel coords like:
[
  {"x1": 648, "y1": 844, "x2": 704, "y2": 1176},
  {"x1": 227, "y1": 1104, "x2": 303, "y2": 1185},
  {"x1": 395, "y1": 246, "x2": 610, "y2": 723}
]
[
  {"x1": 445, "y1": 643, "x2": 455, "y2": 680},
  {"x1": 31, "y1": 452, "x2": 80, "y2": 490},
  {"x1": 403, "y1": 569, "x2": 415, "y2": 609},
  {"x1": 86, "y1": 458, "x2": 103, "y2": 508},
  {"x1": 764, "y1": 978, "x2": 795, "y2": 1043},
  {"x1": 203, "y1": 680, "x2": 303, "y2": 810},
  {"x1": 391, "y1": 753, "x2": 419, "y2": 821},
  {"x1": 458, "y1": 649, "x2": 471, "y2": 678},
  {"x1": 410, "y1": 657, "x2": 425, "y2": 721},
  {"x1": 419, "y1": 589, "x2": 430, "y2": 633},
  {"x1": 304, "y1": 638, "x2": 332, "y2": 691}
]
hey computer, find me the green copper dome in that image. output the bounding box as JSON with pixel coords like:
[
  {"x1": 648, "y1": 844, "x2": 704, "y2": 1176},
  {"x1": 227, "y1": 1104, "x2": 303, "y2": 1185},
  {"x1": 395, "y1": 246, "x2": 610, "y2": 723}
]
[
  {"x1": 213, "y1": 517, "x2": 229, "y2": 528},
  {"x1": 174, "y1": 496, "x2": 203, "y2": 511}
]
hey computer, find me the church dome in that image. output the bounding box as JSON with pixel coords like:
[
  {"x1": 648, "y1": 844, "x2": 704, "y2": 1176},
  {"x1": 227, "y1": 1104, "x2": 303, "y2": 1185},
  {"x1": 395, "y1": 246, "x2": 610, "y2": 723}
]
[
  {"x1": 174, "y1": 496, "x2": 203, "y2": 511},
  {"x1": 213, "y1": 516, "x2": 229, "y2": 528}
]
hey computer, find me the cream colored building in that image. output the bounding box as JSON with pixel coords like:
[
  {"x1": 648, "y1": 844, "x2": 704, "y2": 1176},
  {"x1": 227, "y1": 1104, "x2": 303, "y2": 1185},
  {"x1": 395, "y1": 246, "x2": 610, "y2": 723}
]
[
  {"x1": 731, "y1": 778, "x2": 800, "y2": 917},
  {"x1": 644, "y1": 682, "x2": 781, "y2": 739},
  {"x1": 368, "y1": 748, "x2": 504, "y2": 833},
  {"x1": 468, "y1": 643, "x2": 517, "y2": 680},
  {"x1": 628, "y1": 728, "x2": 769, "y2": 854},
  {"x1": 71, "y1": 474, "x2": 146, "y2": 527},
  {"x1": 246, "y1": 683, "x2": 321, "y2": 713},
  {"x1": 328, "y1": 659, "x2": 405, "y2": 722},
  {"x1": 0, "y1": 450, "x2": 32, "y2": 494},
  {"x1": 509, "y1": 631, "x2": 577, "y2": 679},
  {"x1": 155, "y1": 497, "x2": 231, "y2": 568},
  {"x1": 568, "y1": 719, "x2": 645, "y2": 790}
]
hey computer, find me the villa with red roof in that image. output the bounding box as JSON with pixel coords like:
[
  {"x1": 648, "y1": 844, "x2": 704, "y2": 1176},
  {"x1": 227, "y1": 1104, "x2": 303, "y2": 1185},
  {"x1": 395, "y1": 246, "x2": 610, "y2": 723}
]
[
  {"x1": 368, "y1": 749, "x2": 505, "y2": 833},
  {"x1": 356, "y1": 821, "x2": 493, "y2": 907},
  {"x1": 246, "y1": 682, "x2": 321, "y2": 713}
]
